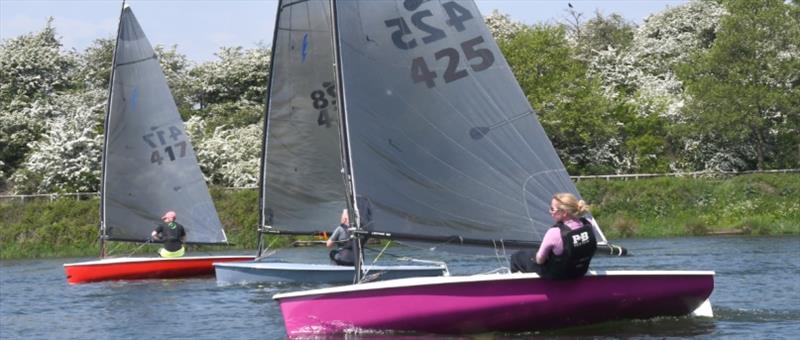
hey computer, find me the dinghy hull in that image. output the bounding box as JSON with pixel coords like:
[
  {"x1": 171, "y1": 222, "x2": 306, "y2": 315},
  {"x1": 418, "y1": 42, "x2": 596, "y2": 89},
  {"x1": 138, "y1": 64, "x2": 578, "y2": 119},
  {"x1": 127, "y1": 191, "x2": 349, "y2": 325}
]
[
  {"x1": 214, "y1": 261, "x2": 447, "y2": 285},
  {"x1": 274, "y1": 270, "x2": 714, "y2": 336},
  {"x1": 64, "y1": 256, "x2": 254, "y2": 284}
]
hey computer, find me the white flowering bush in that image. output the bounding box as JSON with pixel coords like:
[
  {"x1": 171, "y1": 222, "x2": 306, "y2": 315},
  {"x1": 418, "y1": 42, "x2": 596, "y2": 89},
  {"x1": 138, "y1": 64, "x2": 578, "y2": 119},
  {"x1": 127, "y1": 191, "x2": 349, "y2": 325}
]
[
  {"x1": 0, "y1": 18, "x2": 75, "y2": 109},
  {"x1": 195, "y1": 123, "x2": 262, "y2": 187},
  {"x1": 589, "y1": 0, "x2": 727, "y2": 118},
  {"x1": 11, "y1": 89, "x2": 105, "y2": 193},
  {"x1": 192, "y1": 45, "x2": 270, "y2": 107},
  {"x1": 154, "y1": 44, "x2": 196, "y2": 110},
  {"x1": 484, "y1": 10, "x2": 525, "y2": 42}
]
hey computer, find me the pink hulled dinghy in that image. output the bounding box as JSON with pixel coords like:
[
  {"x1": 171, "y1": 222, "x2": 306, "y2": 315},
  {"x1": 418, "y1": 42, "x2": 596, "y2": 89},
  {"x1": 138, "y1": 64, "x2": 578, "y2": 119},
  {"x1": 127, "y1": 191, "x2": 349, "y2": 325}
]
[
  {"x1": 275, "y1": 270, "x2": 714, "y2": 335},
  {"x1": 269, "y1": 0, "x2": 715, "y2": 335}
]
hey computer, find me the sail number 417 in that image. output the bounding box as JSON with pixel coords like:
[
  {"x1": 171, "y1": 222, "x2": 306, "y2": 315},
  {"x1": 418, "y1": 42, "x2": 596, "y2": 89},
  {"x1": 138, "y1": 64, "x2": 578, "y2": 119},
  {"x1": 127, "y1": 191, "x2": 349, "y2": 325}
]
[{"x1": 142, "y1": 125, "x2": 187, "y2": 166}]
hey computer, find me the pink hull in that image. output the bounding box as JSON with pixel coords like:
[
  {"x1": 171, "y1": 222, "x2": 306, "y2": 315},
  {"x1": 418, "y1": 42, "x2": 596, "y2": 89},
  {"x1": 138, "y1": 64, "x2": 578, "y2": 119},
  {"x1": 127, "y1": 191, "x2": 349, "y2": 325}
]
[
  {"x1": 275, "y1": 270, "x2": 714, "y2": 335},
  {"x1": 64, "y1": 255, "x2": 254, "y2": 284}
]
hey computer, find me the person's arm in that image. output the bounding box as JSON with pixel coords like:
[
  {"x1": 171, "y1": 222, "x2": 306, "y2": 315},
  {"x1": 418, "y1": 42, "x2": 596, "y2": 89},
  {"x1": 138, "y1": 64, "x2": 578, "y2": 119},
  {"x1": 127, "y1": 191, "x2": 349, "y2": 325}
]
[
  {"x1": 326, "y1": 227, "x2": 341, "y2": 248},
  {"x1": 535, "y1": 229, "x2": 558, "y2": 264},
  {"x1": 151, "y1": 225, "x2": 162, "y2": 240}
]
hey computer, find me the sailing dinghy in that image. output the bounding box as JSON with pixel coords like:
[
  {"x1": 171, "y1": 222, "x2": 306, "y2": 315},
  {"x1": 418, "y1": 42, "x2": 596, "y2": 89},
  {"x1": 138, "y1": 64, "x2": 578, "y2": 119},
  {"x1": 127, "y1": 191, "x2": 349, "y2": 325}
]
[
  {"x1": 213, "y1": 0, "x2": 447, "y2": 285},
  {"x1": 63, "y1": 4, "x2": 252, "y2": 284},
  {"x1": 273, "y1": 0, "x2": 714, "y2": 335}
]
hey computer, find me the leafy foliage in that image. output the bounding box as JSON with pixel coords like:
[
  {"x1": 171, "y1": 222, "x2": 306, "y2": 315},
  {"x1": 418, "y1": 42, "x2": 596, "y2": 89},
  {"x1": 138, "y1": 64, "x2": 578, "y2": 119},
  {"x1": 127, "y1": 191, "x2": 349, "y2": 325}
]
[
  {"x1": 677, "y1": 0, "x2": 800, "y2": 170},
  {"x1": 499, "y1": 25, "x2": 621, "y2": 174}
]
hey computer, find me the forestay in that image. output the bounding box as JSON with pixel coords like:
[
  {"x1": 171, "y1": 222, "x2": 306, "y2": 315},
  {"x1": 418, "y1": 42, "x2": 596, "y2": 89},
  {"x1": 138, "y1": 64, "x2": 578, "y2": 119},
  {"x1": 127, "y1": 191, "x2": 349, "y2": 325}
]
[
  {"x1": 102, "y1": 7, "x2": 226, "y2": 244},
  {"x1": 261, "y1": 0, "x2": 346, "y2": 234},
  {"x1": 334, "y1": 0, "x2": 606, "y2": 248}
]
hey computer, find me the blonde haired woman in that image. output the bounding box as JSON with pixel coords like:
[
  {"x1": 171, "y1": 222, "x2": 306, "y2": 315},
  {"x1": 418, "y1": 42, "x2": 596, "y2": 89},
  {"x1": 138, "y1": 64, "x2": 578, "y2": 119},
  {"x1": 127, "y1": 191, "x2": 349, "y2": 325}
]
[{"x1": 510, "y1": 193, "x2": 597, "y2": 279}]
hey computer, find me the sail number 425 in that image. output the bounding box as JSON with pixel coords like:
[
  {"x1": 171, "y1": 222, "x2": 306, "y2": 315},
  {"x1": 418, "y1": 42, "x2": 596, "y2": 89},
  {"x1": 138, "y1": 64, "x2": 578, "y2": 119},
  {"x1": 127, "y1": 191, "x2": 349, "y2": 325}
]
[{"x1": 384, "y1": 1, "x2": 495, "y2": 88}]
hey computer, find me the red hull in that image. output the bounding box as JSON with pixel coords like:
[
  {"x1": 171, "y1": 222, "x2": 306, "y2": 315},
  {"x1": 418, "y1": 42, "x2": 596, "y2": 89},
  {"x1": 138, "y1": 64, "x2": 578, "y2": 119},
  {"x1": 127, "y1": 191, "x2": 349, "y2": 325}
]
[{"x1": 64, "y1": 256, "x2": 254, "y2": 284}]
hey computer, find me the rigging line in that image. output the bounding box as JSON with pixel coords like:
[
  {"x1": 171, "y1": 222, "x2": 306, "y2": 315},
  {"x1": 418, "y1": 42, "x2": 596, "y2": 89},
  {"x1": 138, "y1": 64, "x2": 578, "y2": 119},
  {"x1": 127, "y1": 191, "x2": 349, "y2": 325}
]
[
  {"x1": 256, "y1": 236, "x2": 282, "y2": 260},
  {"x1": 500, "y1": 239, "x2": 511, "y2": 272},
  {"x1": 362, "y1": 240, "x2": 392, "y2": 279},
  {"x1": 106, "y1": 240, "x2": 124, "y2": 257},
  {"x1": 126, "y1": 238, "x2": 152, "y2": 257},
  {"x1": 492, "y1": 239, "x2": 506, "y2": 271}
]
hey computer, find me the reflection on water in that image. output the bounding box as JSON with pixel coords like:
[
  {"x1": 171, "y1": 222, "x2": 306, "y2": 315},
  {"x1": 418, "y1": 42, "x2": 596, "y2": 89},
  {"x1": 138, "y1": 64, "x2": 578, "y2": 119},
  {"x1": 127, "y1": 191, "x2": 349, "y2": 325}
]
[{"x1": 1, "y1": 236, "x2": 799, "y2": 339}]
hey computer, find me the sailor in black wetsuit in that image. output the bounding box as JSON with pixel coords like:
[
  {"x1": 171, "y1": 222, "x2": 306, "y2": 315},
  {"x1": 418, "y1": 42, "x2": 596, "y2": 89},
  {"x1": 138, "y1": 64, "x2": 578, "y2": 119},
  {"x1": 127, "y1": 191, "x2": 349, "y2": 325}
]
[{"x1": 151, "y1": 210, "x2": 187, "y2": 258}]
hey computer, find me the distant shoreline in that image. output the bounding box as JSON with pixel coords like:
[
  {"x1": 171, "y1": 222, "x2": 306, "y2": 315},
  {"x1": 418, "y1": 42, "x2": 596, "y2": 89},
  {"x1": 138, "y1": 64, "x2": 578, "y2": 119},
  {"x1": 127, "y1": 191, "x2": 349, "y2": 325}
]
[{"x1": 1, "y1": 173, "x2": 798, "y2": 259}]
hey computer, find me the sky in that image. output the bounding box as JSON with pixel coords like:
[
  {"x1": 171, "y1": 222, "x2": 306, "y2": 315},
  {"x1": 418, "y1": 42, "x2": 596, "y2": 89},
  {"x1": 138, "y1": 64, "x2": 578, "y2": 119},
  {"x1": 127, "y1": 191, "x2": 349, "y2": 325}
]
[{"x1": 1, "y1": 0, "x2": 688, "y2": 62}]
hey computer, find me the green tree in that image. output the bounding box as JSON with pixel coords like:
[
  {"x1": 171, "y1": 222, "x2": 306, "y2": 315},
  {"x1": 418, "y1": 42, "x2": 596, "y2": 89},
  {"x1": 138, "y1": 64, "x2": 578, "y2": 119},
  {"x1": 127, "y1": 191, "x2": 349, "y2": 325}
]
[
  {"x1": 499, "y1": 25, "x2": 619, "y2": 174},
  {"x1": 570, "y1": 11, "x2": 635, "y2": 62},
  {"x1": 677, "y1": 0, "x2": 800, "y2": 170},
  {"x1": 154, "y1": 44, "x2": 196, "y2": 115}
]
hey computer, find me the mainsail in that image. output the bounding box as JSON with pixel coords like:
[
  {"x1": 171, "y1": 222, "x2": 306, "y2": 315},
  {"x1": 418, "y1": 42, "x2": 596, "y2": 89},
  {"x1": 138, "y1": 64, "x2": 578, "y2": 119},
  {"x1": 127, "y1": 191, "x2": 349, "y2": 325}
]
[
  {"x1": 260, "y1": 0, "x2": 346, "y2": 235},
  {"x1": 101, "y1": 6, "x2": 227, "y2": 244},
  {"x1": 333, "y1": 0, "x2": 607, "y2": 249}
]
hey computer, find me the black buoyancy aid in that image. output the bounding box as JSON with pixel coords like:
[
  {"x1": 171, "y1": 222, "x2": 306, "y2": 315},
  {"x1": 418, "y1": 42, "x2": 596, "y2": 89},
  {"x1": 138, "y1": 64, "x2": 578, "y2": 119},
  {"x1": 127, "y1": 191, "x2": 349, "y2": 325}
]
[
  {"x1": 540, "y1": 218, "x2": 598, "y2": 280},
  {"x1": 160, "y1": 222, "x2": 185, "y2": 251},
  {"x1": 336, "y1": 224, "x2": 354, "y2": 250}
]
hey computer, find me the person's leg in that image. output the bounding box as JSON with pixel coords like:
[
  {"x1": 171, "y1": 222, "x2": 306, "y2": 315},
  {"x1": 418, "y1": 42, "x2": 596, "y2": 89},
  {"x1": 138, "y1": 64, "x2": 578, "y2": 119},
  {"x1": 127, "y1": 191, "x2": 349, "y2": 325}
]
[
  {"x1": 334, "y1": 249, "x2": 354, "y2": 266},
  {"x1": 510, "y1": 250, "x2": 541, "y2": 273}
]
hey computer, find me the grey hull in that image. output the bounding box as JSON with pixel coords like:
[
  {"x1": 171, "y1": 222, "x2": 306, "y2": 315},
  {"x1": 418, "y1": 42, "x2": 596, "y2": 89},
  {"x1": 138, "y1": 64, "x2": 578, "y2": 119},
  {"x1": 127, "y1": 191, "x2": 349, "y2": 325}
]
[{"x1": 214, "y1": 261, "x2": 447, "y2": 285}]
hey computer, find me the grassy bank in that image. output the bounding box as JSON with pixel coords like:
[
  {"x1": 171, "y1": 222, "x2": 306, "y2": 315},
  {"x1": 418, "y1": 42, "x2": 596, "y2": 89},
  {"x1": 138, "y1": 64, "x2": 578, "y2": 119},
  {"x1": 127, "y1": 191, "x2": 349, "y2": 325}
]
[{"x1": 1, "y1": 173, "x2": 798, "y2": 259}]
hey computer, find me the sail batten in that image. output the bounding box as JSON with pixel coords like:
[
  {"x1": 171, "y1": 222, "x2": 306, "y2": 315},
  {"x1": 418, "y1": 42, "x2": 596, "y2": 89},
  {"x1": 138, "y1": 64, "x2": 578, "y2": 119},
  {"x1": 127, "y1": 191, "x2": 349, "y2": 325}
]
[{"x1": 102, "y1": 7, "x2": 227, "y2": 244}]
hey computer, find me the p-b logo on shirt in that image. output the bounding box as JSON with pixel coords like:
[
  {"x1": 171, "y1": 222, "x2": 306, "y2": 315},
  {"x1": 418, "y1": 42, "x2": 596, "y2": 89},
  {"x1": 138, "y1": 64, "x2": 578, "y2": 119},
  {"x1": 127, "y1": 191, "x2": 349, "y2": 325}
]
[{"x1": 572, "y1": 231, "x2": 590, "y2": 247}]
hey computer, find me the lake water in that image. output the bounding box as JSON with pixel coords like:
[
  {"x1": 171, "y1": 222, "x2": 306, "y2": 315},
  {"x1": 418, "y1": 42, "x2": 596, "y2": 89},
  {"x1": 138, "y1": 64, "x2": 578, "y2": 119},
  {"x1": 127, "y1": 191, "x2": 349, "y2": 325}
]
[{"x1": 1, "y1": 236, "x2": 798, "y2": 339}]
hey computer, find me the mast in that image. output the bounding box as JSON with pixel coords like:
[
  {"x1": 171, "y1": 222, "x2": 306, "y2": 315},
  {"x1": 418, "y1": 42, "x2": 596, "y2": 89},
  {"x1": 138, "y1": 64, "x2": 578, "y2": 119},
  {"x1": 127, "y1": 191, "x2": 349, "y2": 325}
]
[
  {"x1": 98, "y1": 0, "x2": 126, "y2": 258},
  {"x1": 256, "y1": 0, "x2": 286, "y2": 258},
  {"x1": 329, "y1": 0, "x2": 363, "y2": 283}
]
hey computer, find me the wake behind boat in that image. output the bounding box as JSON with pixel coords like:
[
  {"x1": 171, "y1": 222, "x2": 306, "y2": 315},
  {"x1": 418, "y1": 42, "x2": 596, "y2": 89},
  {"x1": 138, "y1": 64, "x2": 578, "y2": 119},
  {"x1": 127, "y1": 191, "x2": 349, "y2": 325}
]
[
  {"x1": 273, "y1": 0, "x2": 713, "y2": 335},
  {"x1": 214, "y1": 0, "x2": 445, "y2": 285},
  {"x1": 63, "y1": 3, "x2": 252, "y2": 284}
]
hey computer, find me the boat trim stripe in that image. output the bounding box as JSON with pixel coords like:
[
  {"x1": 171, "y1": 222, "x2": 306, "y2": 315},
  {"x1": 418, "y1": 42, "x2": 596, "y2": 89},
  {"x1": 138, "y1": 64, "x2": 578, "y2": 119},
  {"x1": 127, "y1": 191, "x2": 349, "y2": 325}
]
[{"x1": 273, "y1": 270, "x2": 715, "y2": 300}]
